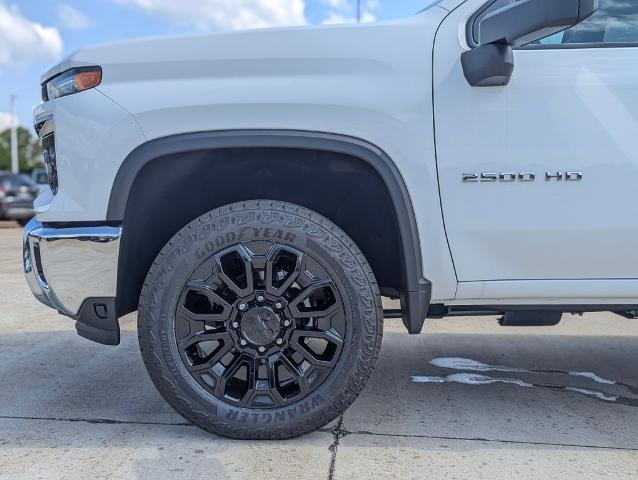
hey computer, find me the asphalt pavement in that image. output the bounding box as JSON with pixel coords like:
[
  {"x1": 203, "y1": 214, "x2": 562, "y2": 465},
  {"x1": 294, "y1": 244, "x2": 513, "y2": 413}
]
[{"x1": 1, "y1": 223, "x2": 637, "y2": 479}]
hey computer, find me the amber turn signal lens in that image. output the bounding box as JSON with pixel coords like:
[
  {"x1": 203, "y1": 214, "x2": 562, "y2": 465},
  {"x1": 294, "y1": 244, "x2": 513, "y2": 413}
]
[{"x1": 74, "y1": 69, "x2": 102, "y2": 92}]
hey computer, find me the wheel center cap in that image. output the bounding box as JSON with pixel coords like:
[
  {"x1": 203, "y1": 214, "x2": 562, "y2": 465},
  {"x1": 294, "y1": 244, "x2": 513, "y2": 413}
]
[{"x1": 240, "y1": 306, "x2": 281, "y2": 346}]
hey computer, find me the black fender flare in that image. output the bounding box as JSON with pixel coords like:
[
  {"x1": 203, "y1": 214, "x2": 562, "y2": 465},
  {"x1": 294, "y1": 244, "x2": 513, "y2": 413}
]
[{"x1": 107, "y1": 130, "x2": 431, "y2": 333}]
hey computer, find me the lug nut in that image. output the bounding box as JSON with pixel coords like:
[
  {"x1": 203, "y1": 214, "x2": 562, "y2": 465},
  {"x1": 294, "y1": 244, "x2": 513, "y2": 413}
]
[
  {"x1": 283, "y1": 320, "x2": 291, "y2": 327},
  {"x1": 258, "y1": 346, "x2": 267, "y2": 353},
  {"x1": 238, "y1": 303, "x2": 248, "y2": 312},
  {"x1": 240, "y1": 339, "x2": 247, "y2": 346},
  {"x1": 276, "y1": 338, "x2": 284, "y2": 346},
  {"x1": 274, "y1": 301, "x2": 284, "y2": 310},
  {"x1": 256, "y1": 294, "x2": 266, "y2": 303},
  {"x1": 231, "y1": 321, "x2": 239, "y2": 329}
]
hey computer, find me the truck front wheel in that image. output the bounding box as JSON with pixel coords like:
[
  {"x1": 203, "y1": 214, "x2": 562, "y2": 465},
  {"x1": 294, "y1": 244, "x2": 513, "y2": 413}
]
[{"x1": 138, "y1": 200, "x2": 383, "y2": 439}]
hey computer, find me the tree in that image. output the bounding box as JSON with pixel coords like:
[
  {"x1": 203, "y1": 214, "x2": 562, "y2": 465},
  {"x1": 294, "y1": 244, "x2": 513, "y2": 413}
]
[{"x1": 0, "y1": 127, "x2": 43, "y2": 172}]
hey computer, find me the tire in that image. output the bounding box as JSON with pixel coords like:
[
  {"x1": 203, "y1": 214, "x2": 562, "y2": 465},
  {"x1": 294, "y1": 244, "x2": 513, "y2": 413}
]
[{"x1": 138, "y1": 200, "x2": 383, "y2": 439}]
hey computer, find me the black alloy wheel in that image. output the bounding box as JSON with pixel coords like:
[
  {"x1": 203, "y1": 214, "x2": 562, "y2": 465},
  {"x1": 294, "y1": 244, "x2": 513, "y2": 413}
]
[{"x1": 176, "y1": 242, "x2": 346, "y2": 408}]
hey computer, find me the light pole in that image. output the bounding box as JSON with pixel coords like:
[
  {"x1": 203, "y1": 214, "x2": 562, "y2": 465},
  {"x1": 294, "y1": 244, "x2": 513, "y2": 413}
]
[
  {"x1": 10, "y1": 95, "x2": 18, "y2": 174},
  {"x1": 356, "y1": 0, "x2": 361, "y2": 23}
]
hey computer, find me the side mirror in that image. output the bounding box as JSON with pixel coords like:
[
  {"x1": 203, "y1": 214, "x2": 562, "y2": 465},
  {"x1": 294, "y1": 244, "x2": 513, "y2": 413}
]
[{"x1": 462, "y1": 0, "x2": 598, "y2": 87}]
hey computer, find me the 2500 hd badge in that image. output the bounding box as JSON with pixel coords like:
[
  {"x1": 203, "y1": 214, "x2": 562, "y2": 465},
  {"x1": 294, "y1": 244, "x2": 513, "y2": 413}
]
[{"x1": 462, "y1": 172, "x2": 584, "y2": 183}]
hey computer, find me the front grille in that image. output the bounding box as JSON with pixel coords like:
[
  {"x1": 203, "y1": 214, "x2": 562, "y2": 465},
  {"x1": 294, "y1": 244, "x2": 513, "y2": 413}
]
[{"x1": 41, "y1": 134, "x2": 58, "y2": 194}]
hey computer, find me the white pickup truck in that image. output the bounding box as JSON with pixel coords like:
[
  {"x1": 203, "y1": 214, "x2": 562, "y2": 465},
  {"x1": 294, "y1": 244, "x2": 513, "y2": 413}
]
[{"x1": 24, "y1": 0, "x2": 637, "y2": 438}]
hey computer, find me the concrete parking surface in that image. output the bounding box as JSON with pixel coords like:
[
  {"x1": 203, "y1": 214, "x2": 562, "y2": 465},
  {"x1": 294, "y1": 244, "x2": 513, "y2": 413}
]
[{"x1": 1, "y1": 222, "x2": 638, "y2": 479}]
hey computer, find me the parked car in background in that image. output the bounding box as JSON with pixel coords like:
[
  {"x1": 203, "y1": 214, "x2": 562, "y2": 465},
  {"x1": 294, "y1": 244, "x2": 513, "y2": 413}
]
[
  {"x1": 30, "y1": 168, "x2": 49, "y2": 194},
  {"x1": 0, "y1": 174, "x2": 36, "y2": 226}
]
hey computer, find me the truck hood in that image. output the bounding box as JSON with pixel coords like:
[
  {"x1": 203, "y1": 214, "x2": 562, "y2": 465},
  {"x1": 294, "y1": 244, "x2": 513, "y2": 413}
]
[{"x1": 41, "y1": 6, "x2": 448, "y2": 85}]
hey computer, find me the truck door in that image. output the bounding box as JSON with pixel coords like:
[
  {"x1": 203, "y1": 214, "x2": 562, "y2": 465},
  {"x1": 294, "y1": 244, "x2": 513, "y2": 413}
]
[{"x1": 434, "y1": 0, "x2": 638, "y2": 297}]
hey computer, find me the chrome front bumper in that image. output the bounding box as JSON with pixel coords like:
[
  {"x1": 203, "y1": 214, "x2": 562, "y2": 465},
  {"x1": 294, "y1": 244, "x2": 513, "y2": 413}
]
[{"x1": 23, "y1": 218, "x2": 122, "y2": 318}]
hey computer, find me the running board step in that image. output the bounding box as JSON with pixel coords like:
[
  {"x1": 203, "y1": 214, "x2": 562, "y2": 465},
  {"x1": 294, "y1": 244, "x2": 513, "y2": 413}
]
[{"x1": 499, "y1": 311, "x2": 562, "y2": 327}]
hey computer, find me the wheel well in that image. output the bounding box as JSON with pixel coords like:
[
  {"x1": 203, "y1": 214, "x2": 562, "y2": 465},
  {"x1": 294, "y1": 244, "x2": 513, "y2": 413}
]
[{"x1": 116, "y1": 146, "x2": 408, "y2": 317}]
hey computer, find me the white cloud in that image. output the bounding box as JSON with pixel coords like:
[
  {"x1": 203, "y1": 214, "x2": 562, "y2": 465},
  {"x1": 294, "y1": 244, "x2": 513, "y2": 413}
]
[
  {"x1": 57, "y1": 4, "x2": 93, "y2": 30},
  {"x1": 117, "y1": 0, "x2": 307, "y2": 30},
  {"x1": 0, "y1": 112, "x2": 16, "y2": 131},
  {"x1": 361, "y1": 11, "x2": 376, "y2": 22},
  {"x1": 322, "y1": 0, "x2": 378, "y2": 25},
  {"x1": 0, "y1": 2, "x2": 63, "y2": 67},
  {"x1": 323, "y1": 12, "x2": 349, "y2": 25}
]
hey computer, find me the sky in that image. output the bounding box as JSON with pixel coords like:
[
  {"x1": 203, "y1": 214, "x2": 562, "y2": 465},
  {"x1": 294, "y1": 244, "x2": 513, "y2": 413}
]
[{"x1": 0, "y1": 0, "x2": 438, "y2": 130}]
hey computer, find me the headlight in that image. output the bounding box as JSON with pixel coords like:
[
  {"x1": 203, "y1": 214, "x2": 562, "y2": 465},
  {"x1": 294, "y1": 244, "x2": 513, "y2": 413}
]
[{"x1": 42, "y1": 67, "x2": 102, "y2": 101}]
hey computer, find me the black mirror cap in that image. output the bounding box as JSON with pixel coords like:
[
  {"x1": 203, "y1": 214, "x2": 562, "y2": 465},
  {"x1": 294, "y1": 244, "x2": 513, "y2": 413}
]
[
  {"x1": 479, "y1": 0, "x2": 599, "y2": 47},
  {"x1": 461, "y1": 43, "x2": 514, "y2": 87}
]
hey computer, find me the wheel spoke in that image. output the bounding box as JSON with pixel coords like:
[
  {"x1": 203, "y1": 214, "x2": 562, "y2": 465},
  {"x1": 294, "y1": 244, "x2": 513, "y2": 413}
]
[
  {"x1": 178, "y1": 330, "x2": 233, "y2": 374},
  {"x1": 179, "y1": 281, "x2": 233, "y2": 323},
  {"x1": 288, "y1": 279, "x2": 338, "y2": 319},
  {"x1": 179, "y1": 330, "x2": 231, "y2": 350},
  {"x1": 268, "y1": 351, "x2": 311, "y2": 397},
  {"x1": 205, "y1": 352, "x2": 258, "y2": 406},
  {"x1": 265, "y1": 245, "x2": 304, "y2": 297},
  {"x1": 289, "y1": 328, "x2": 344, "y2": 368},
  {"x1": 213, "y1": 245, "x2": 255, "y2": 298},
  {"x1": 234, "y1": 356, "x2": 259, "y2": 407}
]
